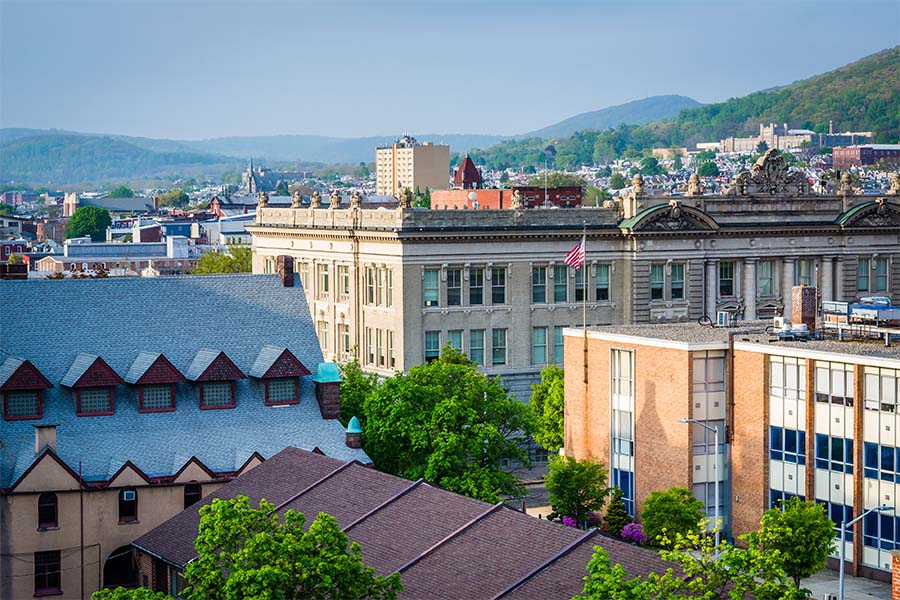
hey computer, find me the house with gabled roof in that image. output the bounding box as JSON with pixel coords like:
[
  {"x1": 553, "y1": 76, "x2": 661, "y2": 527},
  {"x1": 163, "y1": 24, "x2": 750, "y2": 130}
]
[{"x1": 0, "y1": 263, "x2": 366, "y2": 599}]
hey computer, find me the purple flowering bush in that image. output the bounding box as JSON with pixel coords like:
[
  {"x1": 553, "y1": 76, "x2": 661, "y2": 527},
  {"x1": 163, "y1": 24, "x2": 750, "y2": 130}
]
[
  {"x1": 621, "y1": 522, "x2": 647, "y2": 544},
  {"x1": 562, "y1": 516, "x2": 578, "y2": 528}
]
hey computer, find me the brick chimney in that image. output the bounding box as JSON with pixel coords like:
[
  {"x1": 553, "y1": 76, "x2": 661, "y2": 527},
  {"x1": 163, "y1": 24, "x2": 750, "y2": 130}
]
[
  {"x1": 312, "y1": 362, "x2": 340, "y2": 419},
  {"x1": 34, "y1": 424, "x2": 57, "y2": 453},
  {"x1": 276, "y1": 255, "x2": 294, "y2": 288},
  {"x1": 791, "y1": 285, "x2": 817, "y2": 332}
]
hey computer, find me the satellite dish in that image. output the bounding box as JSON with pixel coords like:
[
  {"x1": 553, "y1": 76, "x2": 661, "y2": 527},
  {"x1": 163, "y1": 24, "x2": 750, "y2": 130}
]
[{"x1": 467, "y1": 191, "x2": 477, "y2": 201}]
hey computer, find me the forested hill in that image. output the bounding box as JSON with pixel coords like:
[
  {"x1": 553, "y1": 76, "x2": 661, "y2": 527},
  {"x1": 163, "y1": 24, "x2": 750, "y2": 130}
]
[{"x1": 465, "y1": 46, "x2": 899, "y2": 170}]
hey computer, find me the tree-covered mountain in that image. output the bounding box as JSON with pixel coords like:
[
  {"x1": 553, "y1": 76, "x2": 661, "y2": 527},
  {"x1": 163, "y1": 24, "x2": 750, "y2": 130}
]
[{"x1": 523, "y1": 95, "x2": 701, "y2": 139}]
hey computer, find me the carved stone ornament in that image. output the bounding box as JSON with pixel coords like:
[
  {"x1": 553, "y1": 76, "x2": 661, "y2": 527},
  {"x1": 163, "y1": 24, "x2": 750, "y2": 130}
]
[
  {"x1": 726, "y1": 149, "x2": 810, "y2": 196},
  {"x1": 399, "y1": 188, "x2": 411, "y2": 209},
  {"x1": 687, "y1": 173, "x2": 703, "y2": 196},
  {"x1": 329, "y1": 190, "x2": 340, "y2": 209},
  {"x1": 309, "y1": 190, "x2": 321, "y2": 209},
  {"x1": 854, "y1": 198, "x2": 900, "y2": 228},
  {"x1": 291, "y1": 190, "x2": 302, "y2": 208},
  {"x1": 510, "y1": 189, "x2": 522, "y2": 210},
  {"x1": 350, "y1": 190, "x2": 362, "y2": 209},
  {"x1": 639, "y1": 201, "x2": 711, "y2": 232},
  {"x1": 890, "y1": 172, "x2": 900, "y2": 195},
  {"x1": 257, "y1": 191, "x2": 269, "y2": 208},
  {"x1": 632, "y1": 173, "x2": 644, "y2": 195}
]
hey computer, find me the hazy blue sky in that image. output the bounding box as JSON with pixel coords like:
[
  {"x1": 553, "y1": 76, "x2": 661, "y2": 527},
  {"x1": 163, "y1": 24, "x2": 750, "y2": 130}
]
[{"x1": 1, "y1": 0, "x2": 897, "y2": 139}]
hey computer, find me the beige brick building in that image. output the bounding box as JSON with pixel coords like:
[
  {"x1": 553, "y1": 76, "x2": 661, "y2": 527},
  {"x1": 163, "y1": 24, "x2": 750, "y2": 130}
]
[{"x1": 375, "y1": 136, "x2": 450, "y2": 196}]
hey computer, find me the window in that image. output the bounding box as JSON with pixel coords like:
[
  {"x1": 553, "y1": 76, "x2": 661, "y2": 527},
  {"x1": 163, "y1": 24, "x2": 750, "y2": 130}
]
[
  {"x1": 769, "y1": 489, "x2": 805, "y2": 509},
  {"x1": 769, "y1": 356, "x2": 806, "y2": 400},
  {"x1": 532, "y1": 267, "x2": 547, "y2": 303},
  {"x1": 317, "y1": 321, "x2": 329, "y2": 352},
  {"x1": 140, "y1": 384, "x2": 174, "y2": 412},
  {"x1": 34, "y1": 550, "x2": 61, "y2": 596},
  {"x1": 719, "y1": 261, "x2": 735, "y2": 297},
  {"x1": 443, "y1": 268, "x2": 461, "y2": 306},
  {"x1": 447, "y1": 330, "x2": 462, "y2": 351},
  {"x1": 863, "y1": 366, "x2": 899, "y2": 413},
  {"x1": 469, "y1": 329, "x2": 485, "y2": 365},
  {"x1": 819, "y1": 501, "x2": 853, "y2": 542},
  {"x1": 339, "y1": 324, "x2": 351, "y2": 360},
  {"x1": 38, "y1": 493, "x2": 57, "y2": 529},
  {"x1": 77, "y1": 387, "x2": 113, "y2": 415},
  {"x1": 857, "y1": 258, "x2": 870, "y2": 293},
  {"x1": 693, "y1": 482, "x2": 726, "y2": 519},
  {"x1": 184, "y1": 483, "x2": 202, "y2": 509},
  {"x1": 376, "y1": 329, "x2": 385, "y2": 366},
  {"x1": 532, "y1": 327, "x2": 547, "y2": 365},
  {"x1": 575, "y1": 269, "x2": 586, "y2": 302},
  {"x1": 200, "y1": 381, "x2": 234, "y2": 408},
  {"x1": 864, "y1": 511, "x2": 900, "y2": 553},
  {"x1": 119, "y1": 487, "x2": 138, "y2": 523},
  {"x1": 376, "y1": 268, "x2": 384, "y2": 306},
  {"x1": 612, "y1": 408, "x2": 633, "y2": 456},
  {"x1": 317, "y1": 264, "x2": 330, "y2": 298},
  {"x1": 815, "y1": 362, "x2": 854, "y2": 406},
  {"x1": 338, "y1": 265, "x2": 350, "y2": 299},
  {"x1": 425, "y1": 331, "x2": 440, "y2": 362},
  {"x1": 691, "y1": 420, "x2": 725, "y2": 455},
  {"x1": 650, "y1": 264, "x2": 664, "y2": 300},
  {"x1": 423, "y1": 269, "x2": 439, "y2": 307},
  {"x1": 469, "y1": 268, "x2": 484, "y2": 305},
  {"x1": 864, "y1": 443, "x2": 900, "y2": 482},
  {"x1": 366, "y1": 268, "x2": 376, "y2": 304},
  {"x1": 758, "y1": 260, "x2": 774, "y2": 296},
  {"x1": 553, "y1": 327, "x2": 565, "y2": 363},
  {"x1": 595, "y1": 264, "x2": 610, "y2": 301},
  {"x1": 794, "y1": 259, "x2": 813, "y2": 287},
  {"x1": 612, "y1": 468, "x2": 634, "y2": 515},
  {"x1": 815, "y1": 434, "x2": 853, "y2": 474},
  {"x1": 365, "y1": 328, "x2": 375, "y2": 365},
  {"x1": 491, "y1": 329, "x2": 507, "y2": 366},
  {"x1": 553, "y1": 265, "x2": 568, "y2": 302},
  {"x1": 769, "y1": 426, "x2": 806, "y2": 464},
  {"x1": 671, "y1": 263, "x2": 685, "y2": 300},
  {"x1": 387, "y1": 330, "x2": 395, "y2": 368},
  {"x1": 266, "y1": 378, "x2": 297, "y2": 405},
  {"x1": 875, "y1": 257, "x2": 889, "y2": 293},
  {"x1": 4, "y1": 389, "x2": 41, "y2": 419},
  {"x1": 491, "y1": 267, "x2": 506, "y2": 304},
  {"x1": 385, "y1": 269, "x2": 394, "y2": 307}
]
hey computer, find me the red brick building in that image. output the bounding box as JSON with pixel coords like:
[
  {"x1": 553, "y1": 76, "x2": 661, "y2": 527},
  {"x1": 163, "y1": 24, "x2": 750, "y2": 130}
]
[
  {"x1": 431, "y1": 186, "x2": 582, "y2": 210},
  {"x1": 833, "y1": 145, "x2": 900, "y2": 169},
  {"x1": 452, "y1": 157, "x2": 482, "y2": 189}
]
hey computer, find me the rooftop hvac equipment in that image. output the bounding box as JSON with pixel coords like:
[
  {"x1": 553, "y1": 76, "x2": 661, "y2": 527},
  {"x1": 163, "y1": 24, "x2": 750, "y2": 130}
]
[{"x1": 716, "y1": 311, "x2": 738, "y2": 327}]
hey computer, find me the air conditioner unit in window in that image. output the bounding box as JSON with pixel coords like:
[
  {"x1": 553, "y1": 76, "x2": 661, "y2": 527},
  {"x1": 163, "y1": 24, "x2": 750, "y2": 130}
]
[
  {"x1": 122, "y1": 490, "x2": 136, "y2": 502},
  {"x1": 716, "y1": 311, "x2": 737, "y2": 327}
]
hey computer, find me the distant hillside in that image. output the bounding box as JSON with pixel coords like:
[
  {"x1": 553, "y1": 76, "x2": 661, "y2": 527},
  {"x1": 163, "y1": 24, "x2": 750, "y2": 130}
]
[
  {"x1": 0, "y1": 135, "x2": 239, "y2": 185},
  {"x1": 524, "y1": 95, "x2": 701, "y2": 139}
]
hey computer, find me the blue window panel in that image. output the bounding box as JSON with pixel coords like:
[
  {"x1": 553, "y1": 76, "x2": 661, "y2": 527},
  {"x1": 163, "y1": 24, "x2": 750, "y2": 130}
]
[
  {"x1": 771, "y1": 426, "x2": 783, "y2": 450},
  {"x1": 785, "y1": 429, "x2": 797, "y2": 454},
  {"x1": 865, "y1": 442, "x2": 879, "y2": 478},
  {"x1": 799, "y1": 431, "x2": 806, "y2": 465}
]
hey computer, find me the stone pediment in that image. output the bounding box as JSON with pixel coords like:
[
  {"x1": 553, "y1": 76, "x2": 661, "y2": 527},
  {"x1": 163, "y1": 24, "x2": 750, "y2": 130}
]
[
  {"x1": 838, "y1": 198, "x2": 900, "y2": 229},
  {"x1": 623, "y1": 201, "x2": 718, "y2": 232},
  {"x1": 727, "y1": 149, "x2": 811, "y2": 196}
]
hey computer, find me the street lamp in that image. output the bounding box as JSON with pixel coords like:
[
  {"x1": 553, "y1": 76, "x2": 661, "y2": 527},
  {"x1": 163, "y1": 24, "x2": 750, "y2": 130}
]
[
  {"x1": 678, "y1": 418, "x2": 721, "y2": 550},
  {"x1": 838, "y1": 504, "x2": 893, "y2": 600}
]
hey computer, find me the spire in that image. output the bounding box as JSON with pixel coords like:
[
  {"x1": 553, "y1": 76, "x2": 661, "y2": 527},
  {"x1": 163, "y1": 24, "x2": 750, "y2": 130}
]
[{"x1": 248, "y1": 156, "x2": 253, "y2": 172}]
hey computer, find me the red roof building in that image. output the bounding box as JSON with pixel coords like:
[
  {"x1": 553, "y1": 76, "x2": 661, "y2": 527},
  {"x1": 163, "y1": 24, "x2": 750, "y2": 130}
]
[{"x1": 452, "y1": 157, "x2": 483, "y2": 189}]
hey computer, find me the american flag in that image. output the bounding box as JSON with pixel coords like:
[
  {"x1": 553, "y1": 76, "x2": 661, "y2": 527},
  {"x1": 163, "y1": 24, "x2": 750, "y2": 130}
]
[{"x1": 565, "y1": 237, "x2": 585, "y2": 269}]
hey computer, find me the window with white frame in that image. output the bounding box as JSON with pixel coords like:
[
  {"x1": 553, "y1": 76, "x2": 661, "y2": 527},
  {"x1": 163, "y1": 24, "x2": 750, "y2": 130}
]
[
  {"x1": 553, "y1": 265, "x2": 568, "y2": 302},
  {"x1": 864, "y1": 366, "x2": 898, "y2": 413},
  {"x1": 447, "y1": 269, "x2": 462, "y2": 306},
  {"x1": 532, "y1": 267, "x2": 547, "y2": 303},
  {"x1": 469, "y1": 268, "x2": 484, "y2": 305},
  {"x1": 794, "y1": 258, "x2": 813, "y2": 287},
  {"x1": 719, "y1": 261, "x2": 735, "y2": 297},
  {"x1": 491, "y1": 267, "x2": 506, "y2": 304},
  {"x1": 425, "y1": 331, "x2": 440, "y2": 362},
  {"x1": 423, "y1": 269, "x2": 439, "y2": 307},
  {"x1": 815, "y1": 361, "x2": 854, "y2": 406},
  {"x1": 447, "y1": 330, "x2": 462, "y2": 351},
  {"x1": 469, "y1": 329, "x2": 484, "y2": 365},
  {"x1": 491, "y1": 329, "x2": 507, "y2": 365},
  {"x1": 769, "y1": 356, "x2": 806, "y2": 400},
  {"x1": 532, "y1": 327, "x2": 547, "y2": 365},
  {"x1": 758, "y1": 260, "x2": 774, "y2": 296},
  {"x1": 553, "y1": 326, "x2": 565, "y2": 363},
  {"x1": 595, "y1": 264, "x2": 610, "y2": 301}
]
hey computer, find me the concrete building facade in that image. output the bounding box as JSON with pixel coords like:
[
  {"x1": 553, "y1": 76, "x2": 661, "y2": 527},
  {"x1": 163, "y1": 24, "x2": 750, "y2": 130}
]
[{"x1": 375, "y1": 136, "x2": 450, "y2": 197}]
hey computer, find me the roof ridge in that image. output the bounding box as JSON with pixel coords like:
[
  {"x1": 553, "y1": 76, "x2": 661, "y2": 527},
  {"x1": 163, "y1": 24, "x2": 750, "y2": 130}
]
[
  {"x1": 272, "y1": 459, "x2": 357, "y2": 511},
  {"x1": 394, "y1": 502, "x2": 504, "y2": 574},
  {"x1": 490, "y1": 528, "x2": 600, "y2": 599},
  {"x1": 341, "y1": 478, "x2": 425, "y2": 533}
]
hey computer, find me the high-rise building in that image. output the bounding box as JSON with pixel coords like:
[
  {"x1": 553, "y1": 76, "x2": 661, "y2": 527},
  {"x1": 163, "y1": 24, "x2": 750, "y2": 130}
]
[{"x1": 375, "y1": 136, "x2": 450, "y2": 197}]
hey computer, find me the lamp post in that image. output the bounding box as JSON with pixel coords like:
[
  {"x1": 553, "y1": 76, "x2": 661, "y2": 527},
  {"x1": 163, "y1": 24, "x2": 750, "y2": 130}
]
[
  {"x1": 678, "y1": 418, "x2": 720, "y2": 550},
  {"x1": 839, "y1": 504, "x2": 893, "y2": 600}
]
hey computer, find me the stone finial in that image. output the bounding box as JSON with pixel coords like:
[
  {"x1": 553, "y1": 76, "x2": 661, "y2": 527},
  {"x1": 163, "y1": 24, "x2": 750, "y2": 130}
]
[
  {"x1": 257, "y1": 191, "x2": 269, "y2": 208},
  {"x1": 346, "y1": 416, "x2": 363, "y2": 448},
  {"x1": 290, "y1": 190, "x2": 302, "y2": 208},
  {"x1": 399, "y1": 188, "x2": 411, "y2": 209},
  {"x1": 840, "y1": 171, "x2": 853, "y2": 194},
  {"x1": 329, "y1": 190, "x2": 340, "y2": 209},
  {"x1": 309, "y1": 190, "x2": 321, "y2": 209},
  {"x1": 889, "y1": 172, "x2": 900, "y2": 195},
  {"x1": 632, "y1": 173, "x2": 644, "y2": 195},
  {"x1": 350, "y1": 190, "x2": 362, "y2": 209},
  {"x1": 510, "y1": 189, "x2": 522, "y2": 210},
  {"x1": 687, "y1": 173, "x2": 703, "y2": 196}
]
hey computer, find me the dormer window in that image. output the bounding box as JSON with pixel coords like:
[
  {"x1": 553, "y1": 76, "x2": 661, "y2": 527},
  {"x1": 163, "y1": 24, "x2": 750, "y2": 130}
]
[
  {"x1": 248, "y1": 345, "x2": 310, "y2": 407},
  {"x1": 185, "y1": 349, "x2": 245, "y2": 410},
  {"x1": 140, "y1": 384, "x2": 175, "y2": 411},
  {"x1": 266, "y1": 378, "x2": 298, "y2": 405},
  {"x1": 0, "y1": 357, "x2": 52, "y2": 421},
  {"x1": 61, "y1": 354, "x2": 124, "y2": 417},
  {"x1": 124, "y1": 352, "x2": 185, "y2": 413},
  {"x1": 5, "y1": 390, "x2": 41, "y2": 419},
  {"x1": 200, "y1": 381, "x2": 235, "y2": 408},
  {"x1": 77, "y1": 387, "x2": 114, "y2": 415}
]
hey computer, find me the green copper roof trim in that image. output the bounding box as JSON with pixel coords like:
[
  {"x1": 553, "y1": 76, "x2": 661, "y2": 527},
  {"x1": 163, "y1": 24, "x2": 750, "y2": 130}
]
[
  {"x1": 313, "y1": 362, "x2": 341, "y2": 383},
  {"x1": 346, "y1": 416, "x2": 362, "y2": 434},
  {"x1": 618, "y1": 203, "x2": 670, "y2": 229},
  {"x1": 835, "y1": 200, "x2": 876, "y2": 225}
]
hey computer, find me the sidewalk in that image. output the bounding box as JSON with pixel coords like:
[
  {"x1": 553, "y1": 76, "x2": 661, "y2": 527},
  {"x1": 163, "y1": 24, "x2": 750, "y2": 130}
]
[{"x1": 803, "y1": 569, "x2": 891, "y2": 600}]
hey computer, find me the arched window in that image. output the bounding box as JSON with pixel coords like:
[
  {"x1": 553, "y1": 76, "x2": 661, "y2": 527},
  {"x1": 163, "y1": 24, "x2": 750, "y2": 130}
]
[
  {"x1": 118, "y1": 488, "x2": 138, "y2": 523},
  {"x1": 184, "y1": 482, "x2": 202, "y2": 509},
  {"x1": 37, "y1": 493, "x2": 57, "y2": 529}
]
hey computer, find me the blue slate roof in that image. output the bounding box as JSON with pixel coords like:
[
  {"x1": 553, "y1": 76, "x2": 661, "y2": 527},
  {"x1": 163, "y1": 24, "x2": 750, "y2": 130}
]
[
  {"x1": 0, "y1": 274, "x2": 369, "y2": 489},
  {"x1": 184, "y1": 349, "x2": 224, "y2": 381},
  {"x1": 0, "y1": 356, "x2": 24, "y2": 388},
  {"x1": 248, "y1": 345, "x2": 286, "y2": 379},
  {"x1": 124, "y1": 352, "x2": 163, "y2": 384}
]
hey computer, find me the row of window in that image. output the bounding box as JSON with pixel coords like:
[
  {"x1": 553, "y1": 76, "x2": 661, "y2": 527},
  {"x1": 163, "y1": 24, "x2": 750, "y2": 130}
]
[
  {"x1": 423, "y1": 326, "x2": 568, "y2": 366},
  {"x1": 864, "y1": 442, "x2": 900, "y2": 482},
  {"x1": 365, "y1": 327, "x2": 396, "y2": 369},
  {"x1": 770, "y1": 426, "x2": 807, "y2": 464},
  {"x1": 424, "y1": 267, "x2": 507, "y2": 307},
  {"x1": 815, "y1": 434, "x2": 854, "y2": 474}
]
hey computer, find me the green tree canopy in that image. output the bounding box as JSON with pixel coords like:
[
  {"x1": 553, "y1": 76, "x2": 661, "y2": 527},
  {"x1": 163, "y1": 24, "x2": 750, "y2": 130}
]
[
  {"x1": 641, "y1": 487, "x2": 705, "y2": 547},
  {"x1": 603, "y1": 486, "x2": 632, "y2": 538},
  {"x1": 156, "y1": 189, "x2": 190, "y2": 208},
  {"x1": 529, "y1": 364, "x2": 564, "y2": 453},
  {"x1": 639, "y1": 156, "x2": 665, "y2": 176},
  {"x1": 108, "y1": 185, "x2": 135, "y2": 197},
  {"x1": 192, "y1": 246, "x2": 251, "y2": 274},
  {"x1": 339, "y1": 357, "x2": 379, "y2": 428},
  {"x1": 609, "y1": 172, "x2": 627, "y2": 190},
  {"x1": 363, "y1": 346, "x2": 533, "y2": 502},
  {"x1": 526, "y1": 171, "x2": 586, "y2": 189},
  {"x1": 66, "y1": 206, "x2": 112, "y2": 241},
  {"x1": 93, "y1": 588, "x2": 173, "y2": 600},
  {"x1": 697, "y1": 161, "x2": 720, "y2": 177},
  {"x1": 545, "y1": 455, "x2": 609, "y2": 527}
]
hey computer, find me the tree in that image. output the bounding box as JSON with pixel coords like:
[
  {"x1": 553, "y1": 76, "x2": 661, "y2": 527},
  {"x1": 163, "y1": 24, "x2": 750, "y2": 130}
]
[
  {"x1": 66, "y1": 206, "x2": 111, "y2": 241},
  {"x1": 604, "y1": 487, "x2": 632, "y2": 538},
  {"x1": 0, "y1": 203, "x2": 14, "y2": 215},
  {"x1": 641, "y1": 487, "x2": 704, "y2": 547},
  {"x1": 156, "y1": 189, "x2": 190, "y2": 208},
  {"x1": 192, "y1": 246, "x2": 251, "y2": 274},
  {"x1": 672, "y1": 153, "x2": 684, "y2": 171},
  {"x1": 355, "y1": 162, "x2": 371, "y2": 178},
  {"x1": 108, "y1": 185, "x2": 135, "y2": 198},
  {"x1": 339, "y1": 357, "x2": 379, "y2": 427},
  {"x1": 93, "y1": 588, "x2": 172, "y2": 600},
  {"x1": 544, "y1": 455, "x2": 609, "y2": 527},
  {"x1": 754, "y1": 497, "x2": 836, "y2": 589},
  {"x1": 609, "y1": 172, "x2": 627, "y2": 190},
  {"x1": 529, "y1": 364, "x2": 564, "y2": 452},
  {"x1": 181, "y1": 496, "x2": 401, "y2": 600},
  {"x1": 756, "y1": 140, "x2": 770, "y2": 154},
  {"x1": 697, "y1": 161, "x2": 720, "y2": 177},
  {"x1": 639, "y1": 156, "x2": 665, "y2": 176},
  {"x1": 363, "y1": 346, "x2": 533, "y2": 503},
  {"x1": 526, "y1": 171, "x2": 586, "y2": 189}
]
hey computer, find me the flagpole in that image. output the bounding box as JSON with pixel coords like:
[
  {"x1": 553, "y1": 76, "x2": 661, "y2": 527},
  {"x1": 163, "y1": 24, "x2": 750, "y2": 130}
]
[{"x1": 582, "y1": 222, "x2": 588, "y2": 385}]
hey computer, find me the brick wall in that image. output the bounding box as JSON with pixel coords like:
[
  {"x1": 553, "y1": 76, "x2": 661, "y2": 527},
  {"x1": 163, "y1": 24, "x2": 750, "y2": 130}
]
[{"x1": 730, "y1": 349, "x2": 768, "y2": 539}]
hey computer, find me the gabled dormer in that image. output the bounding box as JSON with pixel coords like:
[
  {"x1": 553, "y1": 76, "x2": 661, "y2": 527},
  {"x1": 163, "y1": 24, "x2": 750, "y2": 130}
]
[
  {"x1": 248, "y1": 345, "x2": 311, "y2": 406},
  {"x1": 0, "y1": 357, "x2": 53, "y2": 420},
  {"x1": 185, "y1": 349, "x2": 245, "y2": 409},
  {"x1": 61, "y1": 354, "x2": 124, "y2": 416},
  {"x1": 124, "y1": 352, "x2": 187, "y2": 413}
]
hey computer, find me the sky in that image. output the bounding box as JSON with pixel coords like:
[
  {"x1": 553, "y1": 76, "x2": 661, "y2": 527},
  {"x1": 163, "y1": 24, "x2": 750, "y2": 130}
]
[{"x1": 1, "y1": 0, "x2": 898, "y2": 140}]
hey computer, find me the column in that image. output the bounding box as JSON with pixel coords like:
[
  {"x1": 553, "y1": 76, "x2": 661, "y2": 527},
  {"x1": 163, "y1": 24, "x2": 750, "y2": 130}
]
[
  {"x1": 835, "y1": 257, "x2": 844, "y2": 302},
  {"x1": 821, "y1": 256, "x2": 834, "y2": 303},
  {"x1": 782, "y1": 258, "x2": 795, "y2": 320},
  {"x1": 705, "y1": 260, "x2": 718, "y2": 320},
  {"x1": 743, "y1": 258, "x2": 757, "y2": 320}
]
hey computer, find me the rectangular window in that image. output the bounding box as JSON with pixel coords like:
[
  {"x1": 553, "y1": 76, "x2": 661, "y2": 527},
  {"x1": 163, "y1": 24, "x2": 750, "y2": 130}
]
[
  {"x1": 267, "y1": 378, "x2": 297, "y2": 405},
  {"x1": 769, "y1": 426, "x2": 807, "y2": 464},
  {"x1": 366, "y1": 328, "x2": 375, "y2": 364},
  {"x1": 691, "y1": 420, "x2": 726, "y2": 455},
  {"x1": 338, "y1": 265, "x2": 350, "y2": 298},
  {"x1": 469, "y1": 329, "x2": 485, "y2": 365},
  {"x1": 4, "y1": 390, "x2": 40, "y2": 419},
  {"x1": 554, "y1": 326, "x2": 565, "y2": 363},
  {"x1": 875, "y1": 257, "x2": 889, "y2": 293},
  {"x1": 366, "y1": 268, "x2": 376, "y2": 304},
  {"x1": 201, "y1": 381, "x2": 233, "y2": 408},
  {"x1": 815, "y1": 361, "x2": 854, "y2": 406},
  {"x1": 339, "y1": 324, "x2": 351, "y2": 360},
  {"x1": 317, "y1": 321, "x2": 329, "y2": 352},
  {"x1": 376, "y1": 329, "x2": 384, "y2": 366},
  {"x1": 447, "y1": 268, "x2": 462, "y2": 306},
  {"x1": 595, "y1": 264, "x2": 610, "y2": 301},
  {"x1": 425, "y1": 331, "x2": 440, "y2": 362},
  {"x1": 554, "y1": 266, "x2": 568, "y2": 302},
  {"x1": 491, "y1": 329, "x2": 507, "y2": 366},
  {"x1": 693, "y1": 481, "x2": 726, "y2": 519},
  {"x1": 423, "y1": 269, "x2": 439, "y2": 307},
  {"x1": 612, "y1": 469, "x2": 634, "y2": 515},
  {"x1": 78, "y1": 387, "x2": 112, "y2": 415},
  {"x1": 863, "y1": 511, "x2": 900, "y2": 555},
  {"x1": 815, "y1": 433, "x2": 854, "y2": 474},
  {"x1": 385, "y1": 269, "x2": 394, "y2": 307},
  {"x1": 140, "y1": 384, "x2": 174, "y2": 411},
  {"x1": 447, "y1": 330, "x2": 462, "y2": 351},
  {"x1": 387, "y1": 330, "x2": 395, "y2": 368},
  {"x1": 719, "y1": 261, "x2": 734, "y2": 297},
  {"x1": 34, "y1": 550, "x2": 61, "y2": 596},
  {"x1": 795, "y1": 259, "x2": 813, "y2": 287},
  {"x1": 575, "y1": 269, "x2": 586, "y2": 302},
  {"x1": 376, "y1": 269, "x2": 384, "y2": 306},
  {"x1": 491, "y1": 267, "x2": 506, "y2": 304},
  {"x1": 858, "y1": 258, "x2": 870, "y2": 293},
  {"x1": 317, "y1": 264, "x2": 330, "y2": 298},
  {"x1": 758, "y1": 260, "x2": 774, "y2": 296},
  {"x1": 532, "y1": 267, "x2": 547, "y2": 303},
  {"x1": 469, "y1": 268, "x2": 484, "y2": 305},
  {"x1": 299, "y1": 262, "x2": 309, "y2": 290},
  {"x1": 650, "y1": 264, "x2": 664, "y2": 300},
  {"x1": 863, "y1": 366, "x2": 898, "y2": 413},
  {"x1": 769, "y1": 356, "x2": 806, "y2": 400},
  {"x1": 671, "y1": 263, "x2": 685, "y2": 300},
  {"x1": 532, "y1": 327, "x2": 547, "y2": 365}
]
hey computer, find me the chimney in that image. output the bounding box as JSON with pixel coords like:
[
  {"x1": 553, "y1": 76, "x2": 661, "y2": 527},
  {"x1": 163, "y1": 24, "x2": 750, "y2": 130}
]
[
  {"x1": 276, "y1": 255, "x2": 294, "y2": 287},
  {"x1": 35, "y1": 424, "x2": 57, "y2": 453},
  {"x1": 345, "y1": 416, "x2": 363, "y2": 448},
  {"x1": 829, "y1": 120, "x2": 834, "y2": 135},
  {"x1": 791, "y1": 285, "x2": 817, "y2": 332},
  {"x1": 312, "y1": 362, "x2": 341, "y2": 419}
]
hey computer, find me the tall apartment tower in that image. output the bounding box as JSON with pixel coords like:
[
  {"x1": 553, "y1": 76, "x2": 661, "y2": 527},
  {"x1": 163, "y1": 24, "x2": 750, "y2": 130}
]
[{"x1": 375, "y1": 136, "x2": 450, "y2": 197}]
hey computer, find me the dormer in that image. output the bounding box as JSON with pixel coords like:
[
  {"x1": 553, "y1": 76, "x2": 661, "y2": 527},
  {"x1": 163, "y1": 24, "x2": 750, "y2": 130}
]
[
  {"x1": 185, "y1": 349, "x2": 245, "y2": 409},
  {"x1": 0, "y1": 357, "x2": 53, "y2": 420},
  {"x1": 248, "y1": 345, "x2": 310, "y2": 406},
  {"x1": 61, "y1": 354, "x2": 124, "y2": 416},
  {"x1": 124, "y1": 352, "x2": 186, "y2": 413}
]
